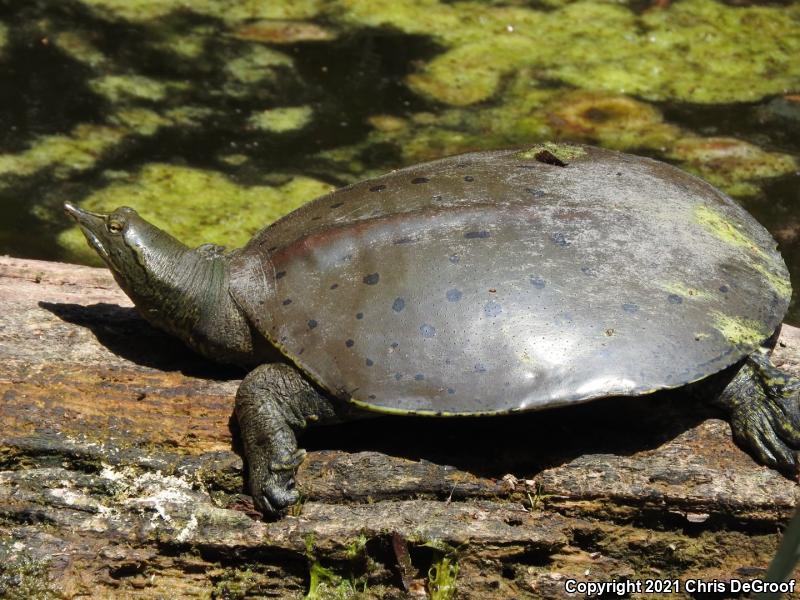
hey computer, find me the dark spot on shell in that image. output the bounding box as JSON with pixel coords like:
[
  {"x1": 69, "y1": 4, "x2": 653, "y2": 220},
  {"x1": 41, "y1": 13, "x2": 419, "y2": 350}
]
[
  {"x1": 369, "y1": 184, "x2": 386, "y2": 192},
  {"x1": 298, "y1": 348, "x2": 305, "y2": 355},
  {"x1": 432, "y1": 194, "x2": 443, "y2": 202},
  {"x1": 581, "y1": 266, "x2": 597, "y2": 277},
  {"x1": 456, "y1": 162, "x2": 469, "y2": 168},
  {"x1": 345, "y1": 339, "x2": 354, "y2": 348},
  {"x1": 667, "y1": 294, "x2": 683, "y2": 305},
  {"x1": 356, "y1": 312, "x2": 364, "y2": 320},
  {"x1": 465, "y1": 230, "x2": 490, "y2": 239},
  {"x1": 719, "y1": 285, "x2": 730, "y2": 293},
  {"x1": 535, "y1": 150, "x2": 567, "y2": 167},
  {"x1": 464, "y1": 175, "x2": 474, "y2": 182},
  {"x1": 395, "y1": 373, "x2": 402, "y2": 380},
  {"x1": 414, "y1": 373, "x2": 425, "y2": 381},
  {"x1": 474, "y1": 364, "x2": 487, "y2": 373},
  {"x1": 330, "y1": 202, "x2": 343, "y2": 209},
  {"x1": 330, "y1": 283, "x2": 339, "y2": 290},
  {"x1": 484, "y1": 300, "x2": 502, "y2": 318},
  {"x1": 525, "y1": 188, "x2": 545, "y2": 197},
  {"x1": 308, "y1": 319, "x2": 318, "y2": 329},
  {"x1": 275, "y1": 270, "x2": 286, "y2": 279},
  {"x1": 622, "y1": 303, "x2": 639, "y2": 313},
  {"x1": 449, "y1": 254, "x2": 460, "y2": 264},
  {"x1": 280, "y1": 336, "x2": 287, "y2": 342},
  {"x1": 420, "y1": 324, "x2": 436, "y2": 338},
  {"x1": 530, "y1": 276, "x2": 546, "y2": 289},
  {"x1": 616, "y1": 171, "x2": 623, "y2": 176},
  {"x1": 551, "y1": 232, "x2": 569, "y2": 247},
  {"x1": 366, "y1": 358, "x2": 374, "y2": 366},
  {"x1": 411, "y1": 177, "x2": 429, "y2": 184},
  {"x1": 393, "y1": 237, "x2": 415, "y2": 245},
  {"x1": 282, "y1": 299, "x2": 292, "y2": 306},
  {"x1": 267, "y1": 246, "x2": 277, "y2": 252},
  {"x1": 363, "y1": 272, "x2": 380, "y2": 285},
  {"x1": 392, "y1": 297, "x2": 405, "y2": 312},
  {"x1": 446, "y1": 289, "x2": 463, "y2": 302},
  {"x1": 447, "y1": 388, "x2": 455, "y2": 394},
  {"x1": 312, "y1": 215, "x2": 322, "y2": 220},
  {"x1": 390, "y1": 342, "x2": 399, "y2": 349}
]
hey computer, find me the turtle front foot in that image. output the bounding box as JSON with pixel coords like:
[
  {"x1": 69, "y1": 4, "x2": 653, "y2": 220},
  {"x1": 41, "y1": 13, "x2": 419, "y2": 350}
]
[
  {"x1": 235, "y1": 363, "x2": 337, "y2": 517},
  {"x1": 716, "y1": 352, "x2": 800, "y2": 478},
  {"x1": 250, "y1": 448, "x2": 306, "y2": 516}
]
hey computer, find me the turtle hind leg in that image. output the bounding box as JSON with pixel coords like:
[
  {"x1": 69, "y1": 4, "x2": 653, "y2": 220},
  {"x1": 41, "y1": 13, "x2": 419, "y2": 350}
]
[
  {"x1": 235, "y1": 363, "x2": 339, "y2": 517},
  {"x1": 713, "y1": 351, "x2": 800, "y2": 478}
]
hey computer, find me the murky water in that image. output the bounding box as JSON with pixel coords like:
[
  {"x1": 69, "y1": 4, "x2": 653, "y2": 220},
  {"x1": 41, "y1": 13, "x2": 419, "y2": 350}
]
[{"x1": 0, "y1": 0, "x2": 798, "y2": 322}]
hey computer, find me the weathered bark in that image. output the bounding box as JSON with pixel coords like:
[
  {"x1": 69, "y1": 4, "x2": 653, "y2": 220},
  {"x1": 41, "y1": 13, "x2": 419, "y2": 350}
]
[{"x1": 0, "y1": 256, "x2": 797, "y2": 599}]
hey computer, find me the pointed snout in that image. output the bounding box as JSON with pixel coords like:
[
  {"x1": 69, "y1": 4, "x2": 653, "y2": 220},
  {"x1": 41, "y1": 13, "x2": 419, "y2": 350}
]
[{"x1": 63, "y1": 202, "x2": 105, "y2": 226}]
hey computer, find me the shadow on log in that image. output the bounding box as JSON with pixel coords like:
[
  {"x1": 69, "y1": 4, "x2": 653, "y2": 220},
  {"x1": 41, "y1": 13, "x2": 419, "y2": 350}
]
[{"x1": 0, "y1": 257, "x2": 797, "y2": 598}]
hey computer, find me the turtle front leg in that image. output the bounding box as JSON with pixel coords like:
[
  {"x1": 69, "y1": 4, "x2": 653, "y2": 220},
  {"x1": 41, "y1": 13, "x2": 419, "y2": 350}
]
[
  {"x1": 713, "y1": 352, "x2": 800, "y2": 477},
  {"x1": 235, "y1": 363, "x2": 338, "y2": 516}
]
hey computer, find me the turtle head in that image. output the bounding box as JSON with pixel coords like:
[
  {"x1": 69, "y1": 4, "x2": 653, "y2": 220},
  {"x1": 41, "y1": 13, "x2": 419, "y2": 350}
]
[
  {"x1": 64, "y1": 202, "x2": 272, "y2": 366},
  {"x1": 63, "y1": 203, "x2": 188, "y2": 299}
]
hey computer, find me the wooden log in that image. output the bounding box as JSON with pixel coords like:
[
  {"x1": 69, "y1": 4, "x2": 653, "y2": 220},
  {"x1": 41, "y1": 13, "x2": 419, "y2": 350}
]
[{"x1": 0, "y1": 256, "x2": 798, "y2": 599}]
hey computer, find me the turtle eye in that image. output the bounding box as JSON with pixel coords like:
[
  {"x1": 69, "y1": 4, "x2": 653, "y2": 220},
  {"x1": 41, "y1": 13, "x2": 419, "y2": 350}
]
[{"x1": 107, "y1": 219, "x2": 124, "y2": 234}]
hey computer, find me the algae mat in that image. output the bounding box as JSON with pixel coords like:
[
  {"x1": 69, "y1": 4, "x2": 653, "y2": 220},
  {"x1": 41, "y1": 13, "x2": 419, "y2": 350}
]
[{"x1": 0, "y1": 0, "x2": 798, "y2": 319}]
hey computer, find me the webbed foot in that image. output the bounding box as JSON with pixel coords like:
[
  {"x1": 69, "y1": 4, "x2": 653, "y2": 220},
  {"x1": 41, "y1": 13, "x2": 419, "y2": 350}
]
[
  {"x1": 235, "y1": 363, "x2": 337, "y2": 517},
  {"x1": 716, "y1": 352, "x2": 800, "y2": 478}
]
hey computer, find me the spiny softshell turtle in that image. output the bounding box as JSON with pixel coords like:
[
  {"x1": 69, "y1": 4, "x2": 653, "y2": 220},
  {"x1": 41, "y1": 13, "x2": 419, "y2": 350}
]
[{"x1": 65, "y1": 143, "x2": 800, "y2": 516}]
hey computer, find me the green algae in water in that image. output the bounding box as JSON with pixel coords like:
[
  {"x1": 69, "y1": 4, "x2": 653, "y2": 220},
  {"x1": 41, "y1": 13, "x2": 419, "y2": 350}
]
[
  {"x1": 669, "y1": 137, "x2": 797, "y2": 198},
  {"x1": 90, "y1": 74, "x2": 173, "y2": 103},
  {"x1": 224, "y1": 45, "x2": 294, "y2": 99},
  {"x1": 249, "y1": 106, "x2": 313, "y2": 133},
  {"x1": 0, "y1": 124, "x2": 127, "y2": 180},
  {"x1": 79, "y1": 0, "x2": 326, "y2": 23},
  {"x1": 58, "y1": 163, "x2": 335, "y2": 264},
  {"x1": 349, "y1": 0, "x2": 800, "y2": 105},
  {"x1": 0, "y1": 24, "x2": 8, "y2": 58}
]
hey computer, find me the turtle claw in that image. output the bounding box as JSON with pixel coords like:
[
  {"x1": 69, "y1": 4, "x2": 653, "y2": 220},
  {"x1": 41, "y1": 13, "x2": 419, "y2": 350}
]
[
  {"x1": 731, "y1": 401, "x2": 799, "y2": 477},
  {"x1": 721, "y1": 353, "x2": 800, "y2": 479},
  {"x1": 250, "y1": 457, "x2": 303, "y2": 517}
]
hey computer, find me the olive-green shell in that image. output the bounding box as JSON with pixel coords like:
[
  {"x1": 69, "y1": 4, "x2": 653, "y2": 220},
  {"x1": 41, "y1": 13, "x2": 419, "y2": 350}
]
[{"x1": 229, "y1": 145, "x2": 790, "y2": 415}]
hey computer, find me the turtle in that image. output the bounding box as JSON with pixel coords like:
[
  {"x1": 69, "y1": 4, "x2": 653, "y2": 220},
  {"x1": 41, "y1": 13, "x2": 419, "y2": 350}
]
[{"x1": 64, "y1": 143, "x2": 800, "y2": 517}]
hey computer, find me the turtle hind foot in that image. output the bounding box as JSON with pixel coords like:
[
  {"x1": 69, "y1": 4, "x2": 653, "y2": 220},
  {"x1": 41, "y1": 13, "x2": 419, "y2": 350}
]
[
  {"x1": 717, "y1": 352, "x2": 800, "y2": 478},
  {"x1": 235, "y1": 363, "x2": 337, "y2": 517}
]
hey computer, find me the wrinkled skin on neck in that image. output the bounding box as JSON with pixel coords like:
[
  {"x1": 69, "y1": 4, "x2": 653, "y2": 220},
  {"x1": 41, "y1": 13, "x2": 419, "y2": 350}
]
[{"x1": 64, "y1": 203, "x2": 274, "y2": 366}]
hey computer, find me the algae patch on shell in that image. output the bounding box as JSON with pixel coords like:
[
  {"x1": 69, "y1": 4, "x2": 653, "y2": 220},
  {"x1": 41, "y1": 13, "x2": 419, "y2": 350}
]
[
  {"x1": 712, "y1": 312, "x2": 772, "y2": 348},
  {"x1": 694, "y1": 205, "x2": 770, "y2": 261},
  {"x1": 515, "y1": 143, "x2": 585, "y2": 163},
  {"x1": 58, "y1": 163, "x2": 335, "y2": 264},
  {"x1": 694, "y1": 205, "x2": 791, "y2": 300}
]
